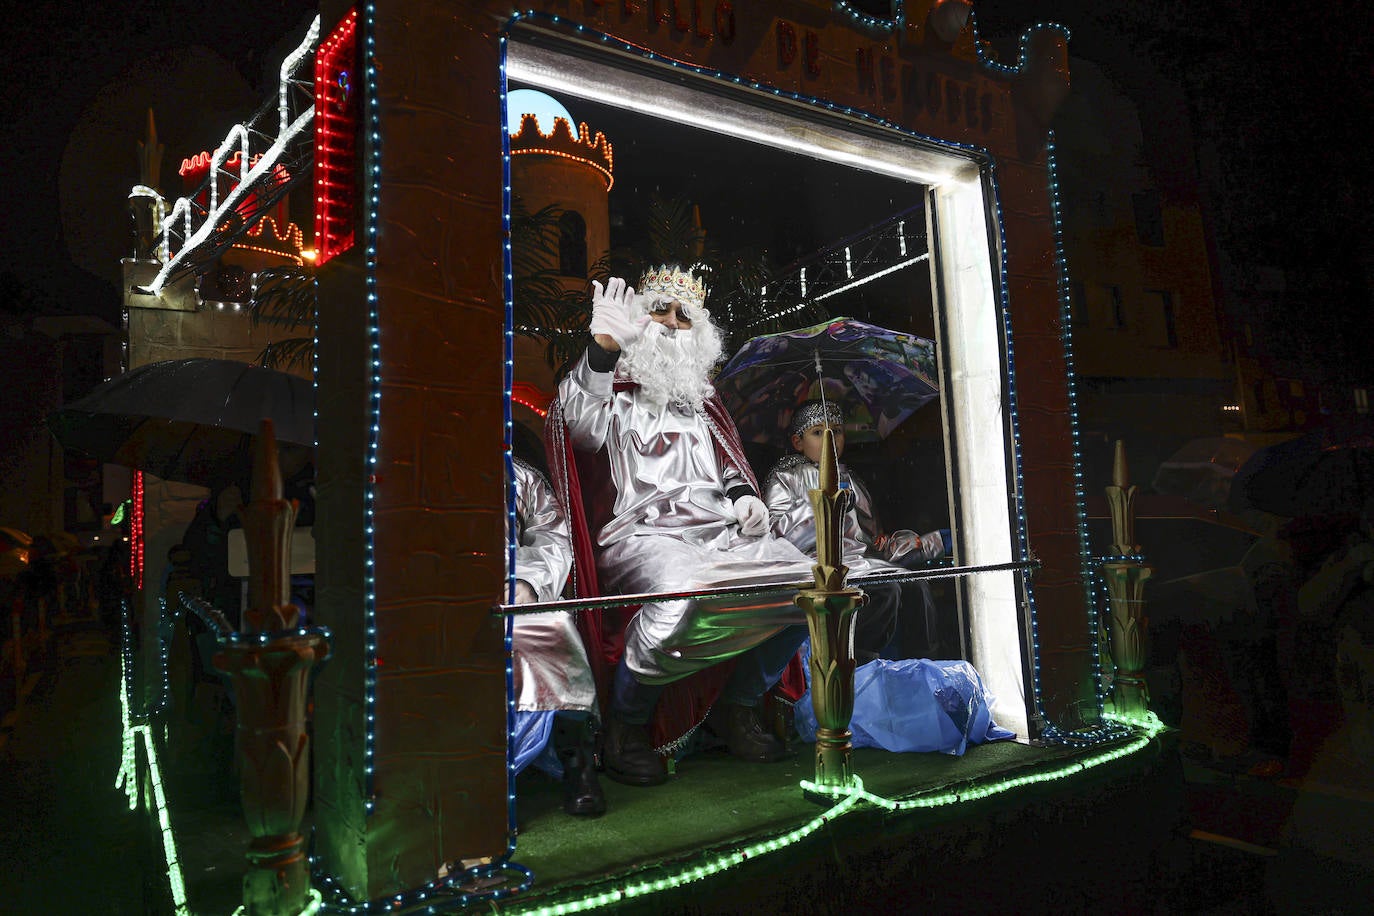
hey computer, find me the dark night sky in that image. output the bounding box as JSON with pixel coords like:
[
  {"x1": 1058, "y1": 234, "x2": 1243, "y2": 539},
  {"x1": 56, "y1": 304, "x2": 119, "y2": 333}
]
[
  {"x1": 0, "y1": 0, "x2": 319, "y2": 320},
  {"x1": 3, "y1": 1, "x2": 1370, "y2": 375}
]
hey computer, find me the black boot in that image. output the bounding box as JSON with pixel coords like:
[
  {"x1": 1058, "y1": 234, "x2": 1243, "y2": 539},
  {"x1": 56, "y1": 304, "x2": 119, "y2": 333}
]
[
  {"x1": 602, "y1": 715, "x2": 667, "y2": 786},
  {"x1": 709, "y1": 701, "x2": 789, "y2": 763},
  {"x1": 553, "y1": 715, "x2": 606, "y2": 817}
]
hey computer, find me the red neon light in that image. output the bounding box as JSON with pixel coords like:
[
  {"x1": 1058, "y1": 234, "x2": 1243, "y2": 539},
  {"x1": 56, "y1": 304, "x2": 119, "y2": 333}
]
[
  {"x1": 512, "y1": 397, "x2": 548, "y2": 419},
  {"x1": 313, "y1": 9, "x2": 359, "y2": 265},
  {"x1": 177, "y1": 150, "x2": 292, "y2": 224},
  {"x1": 130, "y1": 471, "x2": 145, "y2": 591},
  {"x1": 511, "y1": 381, "x2": 552, "y2": 417}
]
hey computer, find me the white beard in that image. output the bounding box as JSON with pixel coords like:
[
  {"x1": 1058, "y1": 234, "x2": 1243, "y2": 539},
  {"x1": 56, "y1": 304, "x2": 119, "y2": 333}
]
[{"x1": 619, "y1": 319, "x2": 724, "y2": 412}]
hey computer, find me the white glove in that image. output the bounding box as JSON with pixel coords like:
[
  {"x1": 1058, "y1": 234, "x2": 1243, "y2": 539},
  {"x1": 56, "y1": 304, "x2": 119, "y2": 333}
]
[
  {"x1": 883, "y1": 529, "x2": 921, "y2": 562},
  {"x1": 917, "y1": 530, "x2": 947, "y2": 560},
  {"x1": 512, "y1": 580, "x2": 538, "y2": 604},
  {"x1": 734, "y1": 494, "x2": 768, "y2": 537},
  {"x1": 588, "y1": 277, "x2": 650, "y2": 351},
  {"x1": 884, "y1": 529, "x2": 947, "y2": 562}
]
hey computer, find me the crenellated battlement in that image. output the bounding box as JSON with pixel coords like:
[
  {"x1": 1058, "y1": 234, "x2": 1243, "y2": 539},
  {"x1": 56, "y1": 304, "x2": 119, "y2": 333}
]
[{"x1": 510, "y1": 113, "x2": 614, "y2": 190}]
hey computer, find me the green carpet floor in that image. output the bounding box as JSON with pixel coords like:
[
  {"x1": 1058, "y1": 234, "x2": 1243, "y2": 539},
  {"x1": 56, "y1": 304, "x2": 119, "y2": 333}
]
[{"x1": 509, "y1": 737, "x2": 1092, "y2": 889}]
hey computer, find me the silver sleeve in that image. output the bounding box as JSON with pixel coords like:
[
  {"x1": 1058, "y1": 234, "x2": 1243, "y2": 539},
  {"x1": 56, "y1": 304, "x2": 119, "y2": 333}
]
[
  {"x1": 557, "y1": 350, "x2": 616, "y2": 452},
  {"x1": 513, "y1": 460, "x2": 573, "y2": 603}
]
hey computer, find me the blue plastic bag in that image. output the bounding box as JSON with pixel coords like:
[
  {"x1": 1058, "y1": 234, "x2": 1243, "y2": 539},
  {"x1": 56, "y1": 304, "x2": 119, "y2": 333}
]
[
  {"x1": 511, "y1": 709, "x2": 556, "y2": 775},
  {"x1": 794, "y1": 647, "x2": 1014, "y2": 755}
]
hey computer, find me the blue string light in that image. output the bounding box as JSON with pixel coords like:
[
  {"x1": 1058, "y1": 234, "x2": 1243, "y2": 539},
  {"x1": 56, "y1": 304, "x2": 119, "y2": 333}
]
[
  {"x1": 1040, "y1": 131, "x2": 1132, "y2": 745},
  {"x1": 498, "y1": 23, "x2": 528, "y2": 879},
  {"x1": 980, "y1": 162, "x2": 1045, "y2": 730},
  {"x1": 362, "y1": 0, "x2": 383, "y2": 820},
  {"x1": 833, "y1": 0, "x2": 904, "y2": 32},
  {"x1": 971, "y1": 16, "x2": 1072, "y2": 76}
]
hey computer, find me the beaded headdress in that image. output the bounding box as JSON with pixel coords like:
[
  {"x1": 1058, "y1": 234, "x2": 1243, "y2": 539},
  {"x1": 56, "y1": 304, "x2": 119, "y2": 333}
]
[
  {"x1": 789, "y1": 400, "x2": 845, "y2": 439},
  {"x1": 638, "y1": 264, "x2": 707, "y2": 310}
]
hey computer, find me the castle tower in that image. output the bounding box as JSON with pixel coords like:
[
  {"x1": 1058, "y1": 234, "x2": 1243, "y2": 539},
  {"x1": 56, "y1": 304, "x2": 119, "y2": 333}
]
[
  {"x1": 507, "y1": 90, "x2": 613, "y2": 433},
  {"x1": 507, "y1": 89, "x2": 612, "y2": 282}
]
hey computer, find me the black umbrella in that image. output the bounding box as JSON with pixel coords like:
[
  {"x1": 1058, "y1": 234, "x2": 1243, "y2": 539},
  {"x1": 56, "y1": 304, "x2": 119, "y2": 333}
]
[
  {"x1": 1228, "y1": 418, "x2": 1374, "y2": 519},
  {"x1": 1152, "y1": 436, "x2": 1257, "y2": 509},
  {"x1": 47, "y1": 358, "x2": 314, "y2": 489}
]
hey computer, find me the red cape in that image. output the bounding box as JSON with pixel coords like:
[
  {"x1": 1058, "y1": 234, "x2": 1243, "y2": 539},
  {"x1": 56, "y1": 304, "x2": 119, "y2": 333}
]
[{"x1": 544, "y1": 376, "x2": 804, "y2": 755}]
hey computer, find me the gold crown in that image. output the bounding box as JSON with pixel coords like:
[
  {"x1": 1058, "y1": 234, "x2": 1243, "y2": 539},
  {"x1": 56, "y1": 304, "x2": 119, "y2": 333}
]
[{"x1": 639, "y1": 264, "x2": 706, "y2": 309}]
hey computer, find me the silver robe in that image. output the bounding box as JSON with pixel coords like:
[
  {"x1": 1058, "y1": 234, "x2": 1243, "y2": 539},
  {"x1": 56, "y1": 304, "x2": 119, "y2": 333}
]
[
  {"x1": 763, "y1": 454, "x2": 903, "y2": 579},
  {"x1": 509, "y1": 457, "x2": 597, "y2": 712},
  {"x1": 557, "y1": 353, "x2": 814, "y2": 684}
]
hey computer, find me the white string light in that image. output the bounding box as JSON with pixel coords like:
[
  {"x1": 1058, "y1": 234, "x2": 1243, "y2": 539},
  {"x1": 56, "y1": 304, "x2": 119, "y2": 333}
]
[{"x1": 142, "y1": 16, "x2": 321, "y2": 293}]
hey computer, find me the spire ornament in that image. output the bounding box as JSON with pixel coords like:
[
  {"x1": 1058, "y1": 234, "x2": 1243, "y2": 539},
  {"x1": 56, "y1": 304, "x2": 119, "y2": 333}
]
[{"x1": 793, "y1": 427, "x2": 866, "y2": 791}]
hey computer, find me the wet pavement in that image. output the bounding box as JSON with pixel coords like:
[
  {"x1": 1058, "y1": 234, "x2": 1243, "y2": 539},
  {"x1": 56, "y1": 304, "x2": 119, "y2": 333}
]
[{"x1": 1, "y1": 618, "x2": 145, "y2": 914}]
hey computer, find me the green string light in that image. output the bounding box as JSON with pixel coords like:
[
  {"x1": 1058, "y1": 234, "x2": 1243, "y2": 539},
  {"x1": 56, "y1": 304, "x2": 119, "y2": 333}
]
[
  {"x1": 115, "y1": 607, "x2": 190, "y2": 915},
  {"x1": 500, "y1": 716, "x2": 1162, "y2": 916},
  {"x1": 233, "y1": 889, "x2": 324, "y2": 916}
]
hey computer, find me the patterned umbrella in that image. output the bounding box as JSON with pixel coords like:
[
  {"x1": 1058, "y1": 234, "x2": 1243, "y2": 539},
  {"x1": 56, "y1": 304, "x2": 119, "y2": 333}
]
[{"x1": 714, "y1": 317, "x2": 938, "y2": 444}]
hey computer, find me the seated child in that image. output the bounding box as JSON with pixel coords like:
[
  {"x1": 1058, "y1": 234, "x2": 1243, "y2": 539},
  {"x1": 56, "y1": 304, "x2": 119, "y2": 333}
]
[
  {"x1": 763, "y1": 400, "x2": 949, "y2": 660},
  {"x1": 509, "y1": 455, "x2": 604, "y2": 817}
]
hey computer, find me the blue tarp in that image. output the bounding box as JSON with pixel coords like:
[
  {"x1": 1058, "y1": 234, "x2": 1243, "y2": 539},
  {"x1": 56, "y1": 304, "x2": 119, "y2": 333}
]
[
  {"x1": 511, "y1": 709, "x2": 557, "y2": 775},
  {"x1": 794, "y1": 648, "x2": 1015, "y2": 755}
]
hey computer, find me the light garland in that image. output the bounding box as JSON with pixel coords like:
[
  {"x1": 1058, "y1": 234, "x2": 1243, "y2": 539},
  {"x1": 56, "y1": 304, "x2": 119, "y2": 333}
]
[
  {"x1": 144, "y1": 15, "x2": 321, "y2": 293},
  {"x1": 114, "y1": 600, "x2": 190, "y2": 915},
  {"x1": 230, "y1": 243, "x2": 305, "y2": 267},
  {"x1": 315, "y1": 10, "x2": 360, "y2": 265},
  {"x1": 119, "y1": 595, "x2": 335, "y2": 915},
  {"x1": 129, "y1": 185, "x2": 170, "y2": 261},
  {"x1": 130, "y1": 470, "x2": 144, "y2": 590},
  {"x1": 499, "y1": 718, "x2": 1161, "y2": 916},
  {"x1": 971, "y1": 16, "x2": 1072, "y2": 76},
  {"x1": 242, "y1": 214, "x2": 308, "y2": 254},
  {"x1": 362, "y1": 0, "x2": 381, "y2": 820},
  {"x1": 509, "y1": 146, "x2": 614, "y2": 190},
  {"x1": 512, "y1": 396, "x2": 548, "y2": 418},
  {"x1": 509, "y1": 114, "x2": 615, "y2": 191},
  {"x1": 500, "y1": 788, "x2": 868, "y2": 916},
  {"x1": 834, "y1": 0, "x2": 905, "y2": 32},
  {"x1": 501, "y1": 20, "x2": 522, "y2": 862},
  {"x1": 1043, "y1": 131, "x2": 1131, "y2": 744},
  {"x1": 974, "y1": 161, "x2": 1050, "y2": 738}
]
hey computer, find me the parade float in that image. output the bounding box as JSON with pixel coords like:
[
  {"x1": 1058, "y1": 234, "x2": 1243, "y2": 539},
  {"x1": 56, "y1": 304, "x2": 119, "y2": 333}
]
[{"x1": 114, "y1": 3, "x2": 1172, "y2": 913}]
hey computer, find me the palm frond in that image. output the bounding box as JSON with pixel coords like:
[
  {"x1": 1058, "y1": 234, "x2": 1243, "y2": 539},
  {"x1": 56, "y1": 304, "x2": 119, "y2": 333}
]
[
  {"x1": 257, "y1": 337, "x2": 316, "y2": 371},
  {"x1": 250, "y1": 268, "x2": 317, "y2": 329},
  {"x1": 643, "y1": 192, "x2": 706, "y2": 267}
]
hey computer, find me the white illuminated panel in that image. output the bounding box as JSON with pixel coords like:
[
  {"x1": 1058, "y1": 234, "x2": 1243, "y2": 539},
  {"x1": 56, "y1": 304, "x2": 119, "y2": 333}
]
[
  {"x1": 931, "y1": 179, "x2": 1027, "y2": 737},
  {"x1": 506, "y1": 43, "x2": 975, "y2": 187},
  {"x1": 507, "y1": 39, "x2": 1026, "y2": 736}
]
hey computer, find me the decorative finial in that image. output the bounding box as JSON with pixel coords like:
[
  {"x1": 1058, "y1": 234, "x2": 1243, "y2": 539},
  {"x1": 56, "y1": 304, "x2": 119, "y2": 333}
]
[
  {"x1": 1112, "y1": 438, "x2": 1129, "y2": 489},
  {"x1": 137, "y1": 108, "x2": 164, "y2": 190}
]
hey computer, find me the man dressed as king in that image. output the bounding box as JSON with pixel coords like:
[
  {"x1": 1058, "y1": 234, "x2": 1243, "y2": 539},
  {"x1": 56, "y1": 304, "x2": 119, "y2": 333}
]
[{"x1": 546, "y1": 264, "x2": 817, "y2": 787}]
